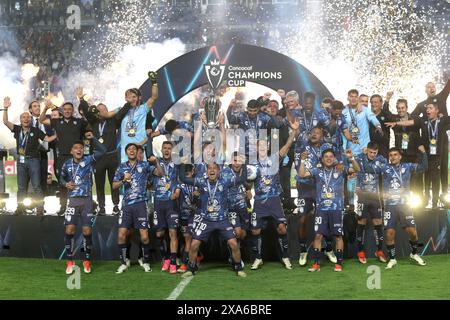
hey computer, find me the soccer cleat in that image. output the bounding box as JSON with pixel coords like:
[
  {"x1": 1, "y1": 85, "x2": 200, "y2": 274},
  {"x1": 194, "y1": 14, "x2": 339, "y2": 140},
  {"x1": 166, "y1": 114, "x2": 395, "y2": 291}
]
[
  {"x1": 112, "y1": 205, "x2": 120, "y2": 215},
  {"x1": 357, "y1": 251, "x2": 367, "y2": 264},
  {"x1": 237, "y1": 270, "x2": 247, "y2": 278},
  {"x1": 126, "y1": 258, "x2": 131, "y2": 268},
  {"x1": 161, "y1": 259, "x2": 170, "y2": 271},
  {"x1": 178, "y1": 264, "x2": 187, "y2": 273},
  {"x1": 82, "y1": 260, "x2": 91, "y2": 274},
  {"x1": 282, "y1": 257, "x2": 293, "y2": 270},
  {"x1": 334, "y1": 264, "x2": 343, "y2": 272},
  {"x1": 325, "y1": 250, "x2": 338, "y2": 264},
  {"x1": 137, "y1": 258, "x2": 143, "y2": 267},
  {"x1": 308, "y1": 263, "x2": 320, "y2": 272},
  {"x1": 410, "y1": 254, "x2": 426, "y2": 266},
  {"x1": 250, "y1": 258, "x2": 263, "y2": 270},
  {"x1": 385, "y1": 259, "x2": 397, "y2": 269},
  {"x1": 116, "y1": 264, "x2": 128, "y2": 274},
  {"x1": 65, "y1": 260, "x2": 75, "y2": 275},
  {"x1": 182, "y1": 270, "x2": 194, "y2": 278},
  {"x1": 143, "y1": 263, "x2": 152, "y2": 272},
  {"x1": 375, "y1": 250, "x2": 387, "y2": 263},
  {"x1": 169, "y1": 264, "x2": 177, "y2": 274},
  {"x1": 298, "y1": 252, "x2": 308, "y2": 266}
]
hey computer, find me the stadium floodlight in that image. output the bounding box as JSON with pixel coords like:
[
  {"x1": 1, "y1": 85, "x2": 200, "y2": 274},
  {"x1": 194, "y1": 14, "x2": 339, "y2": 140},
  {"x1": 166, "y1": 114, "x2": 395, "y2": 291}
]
[
  {"x1": 440, "y1": 193, "x2": 450, "y2": 208},
  {"x1": 408, "y1": 193, "x2": 422, "y2": 209},
  {"x1": 23, "y1": 197, "x2": 33, "y2": 208}
]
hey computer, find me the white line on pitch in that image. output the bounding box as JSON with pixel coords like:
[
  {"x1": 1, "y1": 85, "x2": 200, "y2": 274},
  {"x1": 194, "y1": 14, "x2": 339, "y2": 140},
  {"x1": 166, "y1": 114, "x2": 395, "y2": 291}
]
[{"x1": 166, "y1": 277, "x2": 194, "y2": 300}]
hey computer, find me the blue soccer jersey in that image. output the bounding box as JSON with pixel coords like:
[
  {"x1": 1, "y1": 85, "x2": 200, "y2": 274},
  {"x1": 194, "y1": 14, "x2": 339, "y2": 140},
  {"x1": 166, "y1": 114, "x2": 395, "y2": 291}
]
[
  {"x1": 176, "y1": 182, "x2": 198, "y2": 220},
  {"x1": 324, "y1": 115, "x2": 348, "y2": 153},
  {"x1": 289, "y1": 108, "x2": 330, "y2": 146},
  {"x1": 113, "y1": 160, "x2": 155, "y2": 207},
  {"x1": 222, "y1": 166, "x2": 247, "y2": 210},
  {"x1": 355, "y1": 154, "x2": 387, "y2": 193},
  {"x1": 120, "y1": 103, "x2": 152, "y2": 161},
  {"x1": 310, "y1": 166, "x2": 348, "y2": 211},
  {"x1": 151, "y1": 159, "x2": 178, "y2": 201},
  {"x1": 254, "y1": 155, "x2": 282, "y2": 201},
  {"x1": 61, "y1": 155, "x2": 96, "y2": 198}
]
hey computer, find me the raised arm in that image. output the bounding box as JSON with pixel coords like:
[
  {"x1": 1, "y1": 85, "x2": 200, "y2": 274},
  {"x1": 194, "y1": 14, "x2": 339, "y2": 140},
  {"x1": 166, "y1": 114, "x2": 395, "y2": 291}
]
[
  {"x1": 85, "y1": 132, "x2": 107, "y2": 161},
  {"x1": 148, "y1": 155, "x2": 164, "y2": 177},
  {"x1": 384, "y1": 119, "x2": 416, "y2": 128},
  {"x1": 226, "y1": 101, "x2": 240, "y2": 125},
  {"x1": 415, "y1": 145, "x2": 428, "y2": 173},
  {"x1": 2, "y1": 97, "x2": 14, "y2": 131},
  {"x1": 147, "y1": 72, "x2": 158, "y2": 108},
  {"x1": 179, "y1": 164, "x2": 196, "y2": 186},
  {"x1": 346, "y1": 149, "x2": 360, "y2": 173},
  {"x1": 298, "y1": 152, "x2": 311, "y2": 178},
  {"x1": 39, "y1": 100, "x2": 52, "y2": 126},
  {"x1": 279, "y1": 121, "x2": 299, "y2": 158}
]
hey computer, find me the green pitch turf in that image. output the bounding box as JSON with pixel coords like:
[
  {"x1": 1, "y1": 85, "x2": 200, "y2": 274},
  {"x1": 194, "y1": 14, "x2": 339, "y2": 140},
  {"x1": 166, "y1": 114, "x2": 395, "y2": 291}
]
[{"x1": 0, "y1": 254, "x2": 449, "y2": 300}]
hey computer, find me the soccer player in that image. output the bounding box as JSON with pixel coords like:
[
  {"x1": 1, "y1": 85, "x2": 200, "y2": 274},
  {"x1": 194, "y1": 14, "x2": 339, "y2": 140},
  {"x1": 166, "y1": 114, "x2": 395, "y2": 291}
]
[
  {"x1": 222, "y1": 152, "x2": 253, "y2": 265},
  {"x1": 361, "y1": 146, "x2": 428, "y2": 269},
  {"x1": 60, "y1": 135, "x2": 107, "y2": 274},
  {"x1": 354, "y1": 142, "x2": 388, "y2": 264},
  {"x1": 179, "y1": 163, "x2": 248, "y2": 278},
  {"x1": 299, "y1": 148, "x2": 360, "y2": 272},
  {"x1": 295, "y1": 127, "x2": 338, "y2": 266},
  {"x1": 113, "y1": 143, "x2": 163, "y2": 273},
  {"x1": 250, "y1": 125, "x2": 298, "y2": 271},
  {"x1": 152, "y1": 141, "x2": 180, "y2": 274},
  {"x1": 172, "y1": 164, "x2": 200, "y2": 273}
]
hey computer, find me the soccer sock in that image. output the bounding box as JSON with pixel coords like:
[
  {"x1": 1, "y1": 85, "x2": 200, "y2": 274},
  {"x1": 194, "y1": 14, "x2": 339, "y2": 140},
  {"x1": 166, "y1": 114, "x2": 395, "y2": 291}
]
[
  {"x1": 182, "y1": 251, "x2": 189, "y2": 264},
  {"x1": 119, "y1": 243, "x2": 127, "y2": 265},
  {"x1": 138, "y1": 242, "x2": 143, "y2": 259},
  {"x1": 325, "y1": 237, "x2": 333, "y2": 252},
  {"x1": 227, "y1": 244, "x2": 234, "y2": 263},
  {"x1": 157, "y1": 236, "x2": 168, "y2": 260},
  {"x1": 187, "y1": 260, "x2": 198, "y2": 273},
  {"x1": 336, "y1": 249, "x2": 343, "y2": 266},
  {"x1": 312, "y1": 248, "x2": 321, "y2": 264},
  {"x1": 387, "y1": 244, "x2": 396, "y2": 260},
  {"x1": 278, "y1": 234, "x2": 289, "y2": 258},
  {"x1": 409, "y1": 240, "x2": 419, "y2": 255},
  {"x1": 298, "y1": 238, "x2": 307, "y2": 253},
  {"x1": 170, "y1": 252, "x2": 177, "y2": 265},
  {"x1": 374, "y1": 225, "x2": 384, "y2": 251},
  {"x1": 142, "y1": 243, "x2": 151, "y2": 264},
  {"x1": 233, "y1": 260, "x2": 243, "y2": 272},
  {"x1": 126, "y1": 243, "x2": 131, "y2": 259},
  {"x1": 251, "y1": 234, "x2": 262, "y2": 259},
  {"x1": 356, "y1": 224, "x2": 366, "y2": 252},
  {"x1": 83, "y1": 234, "x2": 92, "y2": 261},
  {"x1": 65, "y1": 234, "x2": 74, "y2": 260}
]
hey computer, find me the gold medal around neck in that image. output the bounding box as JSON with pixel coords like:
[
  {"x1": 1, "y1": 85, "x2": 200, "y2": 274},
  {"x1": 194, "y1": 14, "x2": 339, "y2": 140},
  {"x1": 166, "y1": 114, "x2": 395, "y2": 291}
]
[
  {"x1": 326, "y1": 192, "x2": 333, "y2": 199},
  {"x1": 98, "y1": 137, "x2": 104, "y2": 144},
  {"x1": 402, "y1": 133, "x2": 409, "y2": 140},
  {"x1": 264, "y1": 178, "x2": 271, "y2": 185},
  {"x1": 430, "y1": 139, "x2": 437, "y2": 145},
  {"x1": 208, "y1": 206, "x2": 214, "y2": 213},
  {"x1": 165, "y1": 183, "x2": 171, "y2": 190},
  {"x1": 129, "y1": 128, "x2": 136, "y2": 134},
  {"x1": 352, "y1": 127, "x2": 359, "y2": 134},
  {"x1": 18, "y1": 148, "x2": 25, "y2": 155}
]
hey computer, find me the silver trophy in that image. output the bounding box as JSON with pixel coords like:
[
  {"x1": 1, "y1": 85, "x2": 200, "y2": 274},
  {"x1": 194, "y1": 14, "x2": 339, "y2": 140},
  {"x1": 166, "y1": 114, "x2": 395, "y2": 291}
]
[{"x1": 204, "y1": 95, "x2": 222, "y2": 129}]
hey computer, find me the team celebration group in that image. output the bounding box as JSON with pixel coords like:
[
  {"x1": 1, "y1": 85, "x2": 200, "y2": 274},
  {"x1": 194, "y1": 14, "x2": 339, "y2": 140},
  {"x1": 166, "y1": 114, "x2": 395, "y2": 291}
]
[{"x1": 2, "y1": 73, "x2": 449, "y2": 277}]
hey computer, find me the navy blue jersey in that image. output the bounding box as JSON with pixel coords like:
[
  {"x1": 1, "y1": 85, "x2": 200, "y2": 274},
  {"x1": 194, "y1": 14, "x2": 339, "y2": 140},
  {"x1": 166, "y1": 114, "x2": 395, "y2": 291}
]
[
  {"x1": 176, "y1": 182, "x2": 198, "y2": 219},
  {"x1": 152, "y1": 159, "x2": 178, "y2": 201},
  {"x1": 355, "y1": 154, "x2": 387, "y2": 193},
  {"x1": 222, "y1": 166, "x2": 247, "y2": 210},
  {"x1": 254, "y1": 155, "x2": 282, "y2": 201},
  {"x1": 289, "y1": 108, "x2": 330, "y2": 146},
  {"x1": 61, "y1": 155, "x2": 96, "y2": 198},
  {"x1": 310, "y1": 166, "x2": 348, "y2": 211},
  {"x1": 113, "y1": 160, "x2": 155, "y2": 206},
  {"x1": 159, "y1": 120, "x2": 193, "y2": 135},
  {"x1": 324, "y1": 116, "x2": 348, "y2": 150}
]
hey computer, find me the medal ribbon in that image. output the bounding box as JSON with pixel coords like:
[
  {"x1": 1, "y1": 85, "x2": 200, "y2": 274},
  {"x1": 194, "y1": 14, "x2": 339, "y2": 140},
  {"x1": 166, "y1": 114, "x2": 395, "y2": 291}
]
[
  {"x1": 19, "y1": 130, "x2": 29, "y2": 153},
  {"x1": 324, "y1": 167, "x2": 334, "y2": 193},
  {"x1": 428, "y1": 119, "x2": 439, "y2": 141}
]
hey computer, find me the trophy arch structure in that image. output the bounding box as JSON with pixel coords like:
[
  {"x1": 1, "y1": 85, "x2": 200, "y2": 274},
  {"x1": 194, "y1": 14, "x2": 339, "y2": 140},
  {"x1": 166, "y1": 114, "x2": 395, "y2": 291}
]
[{"x1": 139, "y1": 43, "x2": 334, "y2": 122}]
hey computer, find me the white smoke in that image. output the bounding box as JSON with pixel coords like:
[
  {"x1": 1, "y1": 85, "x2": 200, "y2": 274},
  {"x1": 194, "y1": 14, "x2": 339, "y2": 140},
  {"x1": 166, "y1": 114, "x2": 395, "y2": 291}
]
[
  {"x1": 0, "y1": 54, "x2": 34, "y2": 148},
  {"x1": 59, "y1": 39, "x2": 186, "y2": 110}
]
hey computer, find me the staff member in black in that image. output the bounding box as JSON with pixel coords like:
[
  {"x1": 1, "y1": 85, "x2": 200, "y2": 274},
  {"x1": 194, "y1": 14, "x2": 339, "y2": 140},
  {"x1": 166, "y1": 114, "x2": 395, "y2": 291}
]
[
  {"x1": 387, "y1": 99, "x2": 450, "y2": 208},
  {"x1": 39, "y1": 100, "x2": 88, "y2": 215},
  {"x1": 3, "y1": 97, "x2": 56, "y2": 215},
  {"x1": 369, "y1": 93, "x2": 395, "y2": 158},
  {"x1": 76, "y1": 87, "x2": 131, "y2": 215},
  {"x1": 411, "y1": 79, "x2": 449, "y2": 118},
  {"x1": 28, "y1": 100, "x2": 53, "y2": 196}
]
